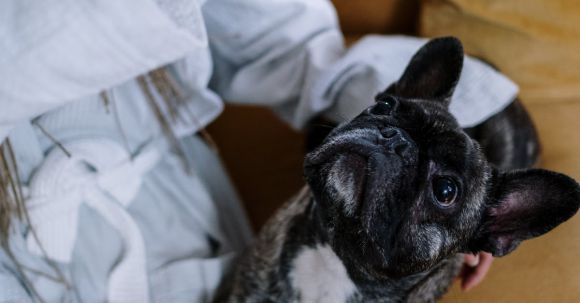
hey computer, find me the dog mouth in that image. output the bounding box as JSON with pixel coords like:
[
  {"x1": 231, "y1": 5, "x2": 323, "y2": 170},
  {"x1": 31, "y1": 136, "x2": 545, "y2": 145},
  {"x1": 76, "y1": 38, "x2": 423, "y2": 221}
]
[
  {"x1": 305, "y1": 126, "x2": 415, "y2": 166},
  {"x1": 304, "y1": 128, "x2": 386, "y2": 167}
]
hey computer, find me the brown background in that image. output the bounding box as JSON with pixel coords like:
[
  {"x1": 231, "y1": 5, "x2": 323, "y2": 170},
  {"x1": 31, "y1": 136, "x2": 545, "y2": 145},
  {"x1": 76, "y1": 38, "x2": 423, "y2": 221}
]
[{"x1": 208, "y1": 1, "x2": 580, "y2": 302}]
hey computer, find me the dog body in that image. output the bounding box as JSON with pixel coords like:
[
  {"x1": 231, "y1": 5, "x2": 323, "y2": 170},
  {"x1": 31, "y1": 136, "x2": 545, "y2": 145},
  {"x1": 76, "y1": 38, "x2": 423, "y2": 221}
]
[
  {"x1": 223, "y1": 188, "x2": 464, "y2": 302},
  {"x1": 220, "y1": 38, "x2": 580, "y2": 303}
]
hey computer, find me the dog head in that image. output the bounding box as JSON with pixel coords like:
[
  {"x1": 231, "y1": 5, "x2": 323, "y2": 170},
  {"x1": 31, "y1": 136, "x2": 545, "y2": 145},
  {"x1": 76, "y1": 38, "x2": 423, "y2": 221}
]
[{"x1": 304, "y1": 37, "x2": 580, "y2": 278}]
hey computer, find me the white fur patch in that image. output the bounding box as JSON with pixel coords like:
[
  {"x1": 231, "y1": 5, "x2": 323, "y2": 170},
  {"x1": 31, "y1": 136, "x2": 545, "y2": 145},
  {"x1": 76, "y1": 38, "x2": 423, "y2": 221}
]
[
  {"x1": 424, "y1": 226, "x2": 443, "y2": 258},
  {"x1": 328, "y1": 156, "x2": 358, "y2": 216},
  {"x1": 290, "y1": 245, "x2": 357, "y2": 302}
]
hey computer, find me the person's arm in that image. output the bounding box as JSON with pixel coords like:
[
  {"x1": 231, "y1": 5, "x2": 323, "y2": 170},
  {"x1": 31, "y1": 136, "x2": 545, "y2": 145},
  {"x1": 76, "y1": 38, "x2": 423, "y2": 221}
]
[
  {"x1": 203, "y1": 0, "x2": 518, "y2": 130},
  {"x1": 203, "y1": 0, "x2": 344, "y2": 128}
]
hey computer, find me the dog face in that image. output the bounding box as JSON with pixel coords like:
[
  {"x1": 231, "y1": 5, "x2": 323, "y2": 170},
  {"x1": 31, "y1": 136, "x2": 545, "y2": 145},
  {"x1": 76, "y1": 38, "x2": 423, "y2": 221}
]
[{"x1": 304, "y1": 37, "x2": 580, "y2": 279}]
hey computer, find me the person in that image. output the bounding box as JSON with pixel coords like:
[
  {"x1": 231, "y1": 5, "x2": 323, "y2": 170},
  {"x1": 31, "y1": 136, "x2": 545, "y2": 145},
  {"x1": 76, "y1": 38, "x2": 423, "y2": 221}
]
[{"x1": 0, "y1": 0, "x2": 509, "y2": 302}]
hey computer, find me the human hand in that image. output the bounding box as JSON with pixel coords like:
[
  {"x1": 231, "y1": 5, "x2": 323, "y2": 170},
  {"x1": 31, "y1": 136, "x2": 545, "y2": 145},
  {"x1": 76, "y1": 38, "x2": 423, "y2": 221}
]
[{"x1": 459, "y1": 252, "x2": 494, "y2": 291}]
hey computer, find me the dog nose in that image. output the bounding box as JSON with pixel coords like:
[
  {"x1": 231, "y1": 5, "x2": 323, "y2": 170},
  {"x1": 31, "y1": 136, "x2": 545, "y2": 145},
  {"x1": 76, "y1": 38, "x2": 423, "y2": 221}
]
[
  {"x1": 380, "y1": 128, "x2": 413, "y2": 158},
  {"x1": 368, "y1": 96, "x2": 397, "y2": 116}
]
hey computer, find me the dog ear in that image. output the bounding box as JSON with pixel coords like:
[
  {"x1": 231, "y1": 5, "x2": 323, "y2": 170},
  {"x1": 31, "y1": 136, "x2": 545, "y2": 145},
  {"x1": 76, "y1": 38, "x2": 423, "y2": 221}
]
[
  {"x1": 381, "y1": 37, "x2": 464, "y2": 106},
  {"x1": 472, "y1": 169, "x2": 580, "y2": 257}
]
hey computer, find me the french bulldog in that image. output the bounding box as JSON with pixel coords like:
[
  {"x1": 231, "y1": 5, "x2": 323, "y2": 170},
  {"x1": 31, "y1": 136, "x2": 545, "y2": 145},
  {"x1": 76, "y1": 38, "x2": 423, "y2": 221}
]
[{"x1": 218, "y1": 37, "x2": 580, "y2": 302}]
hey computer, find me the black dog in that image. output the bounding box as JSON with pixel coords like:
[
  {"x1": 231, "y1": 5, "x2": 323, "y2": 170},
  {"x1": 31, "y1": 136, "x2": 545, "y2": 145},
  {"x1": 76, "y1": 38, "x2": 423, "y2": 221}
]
[{"x1": 219, "y1": 37, "x2": 580, "y2": 302}]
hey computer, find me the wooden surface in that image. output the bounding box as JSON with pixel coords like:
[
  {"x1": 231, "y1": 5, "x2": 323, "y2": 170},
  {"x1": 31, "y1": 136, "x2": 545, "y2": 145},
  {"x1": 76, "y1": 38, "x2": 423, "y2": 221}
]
[{"x1": 207, "y1": 105, "x2": 305, "y2": 231}]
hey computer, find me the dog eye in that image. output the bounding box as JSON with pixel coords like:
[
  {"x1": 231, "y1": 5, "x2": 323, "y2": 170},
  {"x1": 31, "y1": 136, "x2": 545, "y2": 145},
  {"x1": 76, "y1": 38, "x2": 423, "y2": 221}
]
[{"x1": 432, "y1": 177, "x2": 458, "y2": 206}]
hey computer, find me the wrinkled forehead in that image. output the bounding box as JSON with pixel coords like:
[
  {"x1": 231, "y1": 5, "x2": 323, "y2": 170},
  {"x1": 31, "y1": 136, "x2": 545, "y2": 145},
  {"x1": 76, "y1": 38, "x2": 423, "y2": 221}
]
[
  {"x1": 425, "y1": 125, "x2": 478, "y2": 169},
  {"x1": 395, "y1": 98, "x2": 483, "y2": 170},
  {"x1": 396, "y1": 98, "x2": 459, "y2": 129}
]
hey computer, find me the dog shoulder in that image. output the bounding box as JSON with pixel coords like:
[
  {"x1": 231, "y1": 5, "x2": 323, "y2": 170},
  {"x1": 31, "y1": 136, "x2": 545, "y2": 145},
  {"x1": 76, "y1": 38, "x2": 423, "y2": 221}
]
[{"x1": 224, "y1": 187, "x2": 315, "y2": 301}]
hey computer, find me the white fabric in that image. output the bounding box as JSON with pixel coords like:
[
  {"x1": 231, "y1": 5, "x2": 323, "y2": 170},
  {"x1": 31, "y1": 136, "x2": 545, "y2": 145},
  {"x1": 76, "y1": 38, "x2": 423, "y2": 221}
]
[
  {"x1": 0, "y1": 0, "x2": 205, "y2": 141},
  {"x1": 323, "y1": 36, "x2": 518, "y2": 127},
  {"x1": 25, "y1": 139, "x2": 160, "y2": 303},
  {"x1": 0, "y1": 0, "x2": 519, "y2": 143}
]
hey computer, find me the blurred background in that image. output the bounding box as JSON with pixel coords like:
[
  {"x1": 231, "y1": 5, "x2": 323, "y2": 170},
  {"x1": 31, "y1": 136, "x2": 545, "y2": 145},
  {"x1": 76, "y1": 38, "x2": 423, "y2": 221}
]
[{"x1": 208, "y1": 1, "x2": 580, "y2": 302}]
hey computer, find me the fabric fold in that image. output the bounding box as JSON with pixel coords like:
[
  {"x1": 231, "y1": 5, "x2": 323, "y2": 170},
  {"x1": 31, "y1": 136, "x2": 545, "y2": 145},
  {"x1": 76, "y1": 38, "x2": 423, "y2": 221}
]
[
  {"x1": 322, "y1": 36, "x2": 519, "y2": 127},
  {"x1": 25, "y1": 139, "x2": 161, "y2": 303},
  {"x1": 0, "y1": 0, "x2": 207, "y2": 142}
]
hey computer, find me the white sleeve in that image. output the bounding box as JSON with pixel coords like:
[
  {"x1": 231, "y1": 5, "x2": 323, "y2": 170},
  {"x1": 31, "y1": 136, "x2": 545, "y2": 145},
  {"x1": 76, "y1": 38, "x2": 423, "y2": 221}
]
[
  {"x1": 321, "y1": 36, "x2": 519, "y2": 128},
  {"x1": 203, "y1": 0, "x2": 518, "y2": 128},
  {"x1": 203, "y1": 0, "x2": 345, "y2": 128}
]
